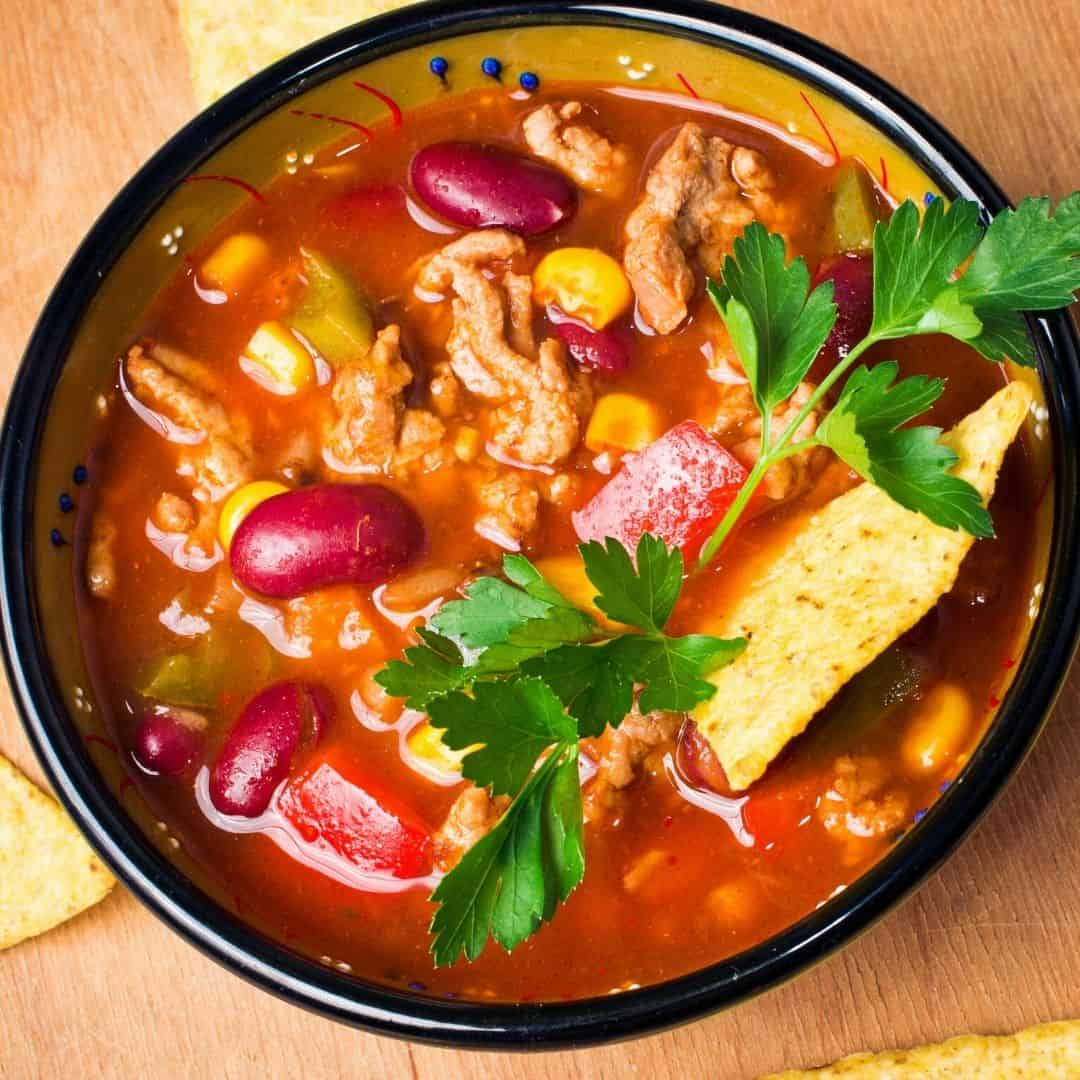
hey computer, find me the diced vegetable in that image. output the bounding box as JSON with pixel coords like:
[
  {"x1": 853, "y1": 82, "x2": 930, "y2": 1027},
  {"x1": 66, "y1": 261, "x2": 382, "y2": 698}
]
[
  {"x1": 901, "y1": 683, "x2": 972, "y2": 774},
  {"x1": 584, "y1": 393, "x2": 663, "y2": 454},
  {"x1": 826, "y1": 160, "x2": 879, "y2": 253},
  {"x1": 409, "y1": 142, "x2": 577, "y2": 235},
  {"x1": 555, "y1": 321, "x2": 632, "y2": 375},
  {"x1": 230, "y1": 483, "x2": 425, "y2": 599},
  {"x1": 533, "y1": 248, "x2": 632, "y2": 329},
  {"x1": 533, "y1": 553, "x2": 626, "y2": 630},
  {"x1": 209, "y1": 681, "x2": 332, "y2": 817},
  {"x1": 287, "y1": 249, "x2": 374, "y2": 366},
  {"x1": 572, "y1": 421, "x2": 748, "y2": 558},
  {"x1": 278, "y1": 746, "x2": 433, "y2": 877},
  {"x1": 405, "y1": 721, "x2": 472, "y2": 780},
  {"x1": 322, "y1": 184, "x2": 406, "y2": 228},
  {"x1": 199, "y1": 233, "x2": 272, "y2": 294},
  {"x1": 240, "y1": 322, "x2": 316, "y2": 395},
  {"x1": 134, "y1": 628, "x2": 274, "y2": 710},
  {"x1": 675, "y1": 719, "x2": 732, "y2": 794},
  {"x1": 218, "y1": 480, "x2": 289, "y2": 552}
]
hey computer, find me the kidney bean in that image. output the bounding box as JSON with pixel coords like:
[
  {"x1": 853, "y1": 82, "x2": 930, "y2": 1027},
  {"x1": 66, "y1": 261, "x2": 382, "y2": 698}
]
[
  {"x1": 133, "y1": 705, "x2": 206, "y2": 776},
  {"x1": 812, "y1": 252, "x2": 874, "y2": 378},
  {"x1": 675, "y1": 719, "x2": 734, "y2": 796},
  {"x1": 409, "y1": 142, "x2": 576, "y2": 235},
  {"x1": 209, "y1": 682, "x2": 332, "y2": 817},
  {"x1": 555, "y1": 320, "x2": 632, "y2": 375},
  {"x1": 230, "y1": 483, "x2": 424, "y2": 599}
]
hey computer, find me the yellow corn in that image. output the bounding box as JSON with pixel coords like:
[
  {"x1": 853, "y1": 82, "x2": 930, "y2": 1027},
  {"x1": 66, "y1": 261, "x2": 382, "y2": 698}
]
[
  {"x1": 241, "y1": 321, "x2": 316, "y2": 394},
  {"x1": 218, "y1": 481, "x2": 289, "y2": 551},
  {"x1": 454, "y1": 425, "x2": 483, "y2": 463},
  {"x1": 901, "y1": 683, "x2": 973, "y2": 774},
  {"x1": 406, "y1": 721, "x2": 475, "y2": 780},
  {"x1": 199, "y1": 233, "x2": 272, "y2": 293},
  {"x1": 585, "y1": 393, "x2": 663, "y2": 454},
  {"x1": 532, "y1": 247, "x2": 632, "y2": 329}
]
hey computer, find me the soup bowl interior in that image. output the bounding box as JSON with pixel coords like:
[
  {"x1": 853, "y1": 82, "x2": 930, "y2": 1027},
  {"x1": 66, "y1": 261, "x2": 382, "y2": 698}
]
[{"x1": 2, "y1": 0, "x2": 1079, "y2": 1048}]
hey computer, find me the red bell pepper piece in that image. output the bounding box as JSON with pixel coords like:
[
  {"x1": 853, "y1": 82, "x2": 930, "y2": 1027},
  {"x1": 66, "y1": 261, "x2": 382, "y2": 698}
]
[
  {"x1": 742, "y1": 777, "x2": 819, "y2": 852},
  {"x1": 572, "y1": 420, "x2": 748, "y2": 558},
  {"x1": 278, "y1": 746, "x2": 433, "y2": 879}
]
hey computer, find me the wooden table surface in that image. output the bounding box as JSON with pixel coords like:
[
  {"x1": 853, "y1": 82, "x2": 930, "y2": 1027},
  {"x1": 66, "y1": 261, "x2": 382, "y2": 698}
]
[{"x1": 2, "y1": 2, "x2": 1078, "y2": 1077}]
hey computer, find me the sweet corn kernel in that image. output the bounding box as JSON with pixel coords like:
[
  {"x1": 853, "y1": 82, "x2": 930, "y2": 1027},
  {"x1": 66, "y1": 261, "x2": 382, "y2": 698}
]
[
  {"x1": 218, "y1": 481, "x2": 289, "y2": 551},
  {"x1": 902, "y1": 682, "x2": 973, "y2": 774},
  {"x1": 241, "y1": 321, "x2": 316, "y2": 394},
  {"x1": 406, "y1": 721, "x2": 475, "y2": 780},
  {"x1": 533, "y1": 247, "x2": 632, "y2": 329},
  {"x1": 454, "y1": 425, "x2": 483, "y2": 462},
  {"x1": 199, "y1": 233, "x2": 272, "y2": 294},
  {"x1": 585, "y1": 393, "x2": 664, "y2": 454}
]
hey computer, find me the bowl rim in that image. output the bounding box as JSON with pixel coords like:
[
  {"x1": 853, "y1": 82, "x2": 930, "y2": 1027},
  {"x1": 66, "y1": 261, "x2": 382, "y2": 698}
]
[{"x1": 2, "y1": 0, "x2": 1079, "y2": 1051}]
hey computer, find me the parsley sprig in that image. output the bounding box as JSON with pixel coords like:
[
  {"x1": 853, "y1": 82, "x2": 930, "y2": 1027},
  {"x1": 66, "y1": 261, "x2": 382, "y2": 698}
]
[
  {"x1": 375, "y1": 535, "x2": 745, "y2": 965},
  {"x1": 696, "y1": 194, "x2": 1080, "y2": 567},
  {"x1": 374, "y1": 190, "x2": 1079, "y2": 968}
]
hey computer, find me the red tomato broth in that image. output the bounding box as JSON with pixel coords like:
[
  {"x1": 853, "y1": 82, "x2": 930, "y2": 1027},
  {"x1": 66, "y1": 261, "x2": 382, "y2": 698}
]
[{"x1": 77, "y1": 82, "x2": 1039, "y2": 1001}]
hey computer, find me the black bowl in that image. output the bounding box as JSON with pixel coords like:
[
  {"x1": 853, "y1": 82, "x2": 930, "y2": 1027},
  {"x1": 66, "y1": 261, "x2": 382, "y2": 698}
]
[{"x1": 2, "y1": 0, "x2": 1078, "y2": 1050}]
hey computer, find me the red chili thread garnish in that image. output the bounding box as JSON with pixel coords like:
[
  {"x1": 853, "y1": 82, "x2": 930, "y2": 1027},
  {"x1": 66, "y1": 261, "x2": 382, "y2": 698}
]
[
  {"x1": 675, "y1": 72, "x2": 700, "y2": 99},
  {"x1": 288, "y1": 109, "x2": 374, "y2": 139},
  {"x1": 989, "y1": 694, "x2": 1002, "y2": 708},
  {"x1": 879, "y1": 156, "x2": 890, "y2": 193},
  {"x1": 662, "y1": 814, "x2": 674, "y2": 829},
  {"x1": 84, "y1": 733, "x2": 118, "y2": 753},
  {"x1": 184, "y1": 174, "x2": 266, "y2": 204},
  {"x1": 1002, "y1": 657, "x2": 1017, "y2": 669},
  {"x1": 799, "y1": 91, "x2": 840, "y2": 160},
  {"x1": 353, "y1": 81, "x2": 403, "y2": 128}
]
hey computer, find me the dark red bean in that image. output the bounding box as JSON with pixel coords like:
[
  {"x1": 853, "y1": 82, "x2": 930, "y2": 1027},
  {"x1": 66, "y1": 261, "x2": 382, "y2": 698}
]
[
  {"x1": 555, "y1": 320, "x2": 632, "y2": 375},
  {"x1": 812, "y1": 252, "x2": 874, "y2": 377},
  {"x1": 322, "y1": 184, "x2": 406, "y2": 229},
  {"x1": 230, "y1": 483, "x2": 424, "y2": 599},
  {"x1": 209, "y1": 682, "x2": 332, "y2": 817},
  {"x1": 133, "y1": 705, "x2": 205, "y2": 776},
  {"x1": 409, "y1": 142, "x2": 576, "y2": 235},
  {"x1": 675, "y1": 719, "x2": 734, "y2": 796}
]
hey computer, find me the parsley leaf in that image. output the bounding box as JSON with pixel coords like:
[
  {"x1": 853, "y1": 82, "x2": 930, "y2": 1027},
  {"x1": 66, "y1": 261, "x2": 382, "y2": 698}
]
[
  {"x1": 431, "y1": 576, "x2": 555, "y2": 651},
  {"x1": 522, "y1": 641, "x2": 635, "y2": 738},
  {"x1": 957, "y1": 194, "x2": 1080, "y2": 364},
  {"x1": 869, "y1": 197, "x2": 983, "y2": 341},
  {"x1": 707, "y1": 223, "x2": 837, "y2": 416},
  {"x1": 374, "y1": 629, "x2": 469, "y2": 709},
  {"x1": 429, "y1": 744, "x2": 583, "y2": 966},
  {"x1": 612, "y1": 633, "x2": 747, "y2": 713},
  {"x1": 817, "y1": 362, "x2": 992, "y2": 537},
  {"x1": 427, "y1": 677, "x2": 575, "y2": 795},
  {"x1": 579, "y1": 534, "x2": 683, "y2": 634}
]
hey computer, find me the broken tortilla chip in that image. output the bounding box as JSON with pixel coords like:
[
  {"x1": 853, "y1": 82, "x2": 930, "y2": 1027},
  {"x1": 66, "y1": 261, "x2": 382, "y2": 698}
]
[
  {"x1": 179, "y1": 0, "x2": 413, "y2": 108},
  {"x1": 761, "y1": 1018, "x2": 1080, "y2": 1078},
  {"x1": 692, "y1": 381, "x2": 1033, "y2": 791},
  {"x1": 0, "y1": 753, "x2": 115, "y2": 950}
]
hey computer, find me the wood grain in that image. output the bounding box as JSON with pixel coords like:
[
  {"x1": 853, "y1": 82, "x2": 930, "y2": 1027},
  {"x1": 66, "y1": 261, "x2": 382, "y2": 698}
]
[{"x1": 0, "y1": 2, "x2": 1077, "y2": 1077}]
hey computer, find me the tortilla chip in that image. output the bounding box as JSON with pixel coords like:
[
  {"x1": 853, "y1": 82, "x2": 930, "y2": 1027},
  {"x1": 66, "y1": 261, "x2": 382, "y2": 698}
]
[
  {"x1": 762, "y1": 1019, "x2": 1080, "y2": 1078},
  {"x1": 693, "y1": 382, "x2": 1033, "y2": 791},
  {"x1": 179, "y1": 0, "x2": 413, "y2": 108},
  {"x1": 0, "y1": 754, "x2": 115, "y2": 949}
]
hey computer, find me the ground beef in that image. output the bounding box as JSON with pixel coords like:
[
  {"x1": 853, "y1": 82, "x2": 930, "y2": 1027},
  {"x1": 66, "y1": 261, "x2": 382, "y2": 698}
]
[
  {"x1": 522, "y1": 101, "x2": 630, "y2": 194},
  {"x1": 623, "y1": 124, "x2": 787, "y2": 333}
]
